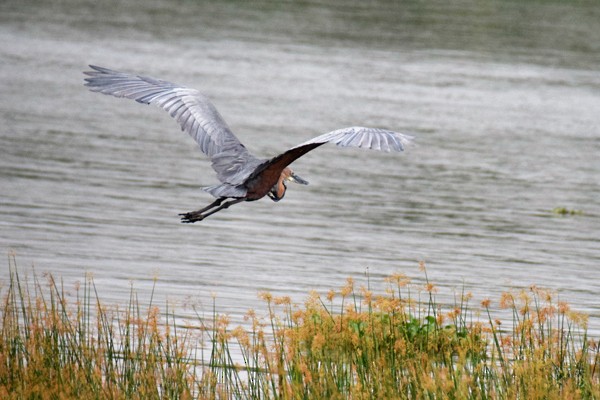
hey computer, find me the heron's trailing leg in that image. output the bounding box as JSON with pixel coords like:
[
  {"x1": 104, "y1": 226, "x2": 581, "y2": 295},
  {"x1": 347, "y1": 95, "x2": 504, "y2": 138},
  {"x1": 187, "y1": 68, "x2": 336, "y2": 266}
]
[
  {"x1": 192, "y1": 198, "x2": 225, "y2": 214},
  {"x1": 180, "y1": 198, "x2": 245, "y2": 223},
  {"x1": 179, "y1": 197, "x2": 224, "y2": 222}
]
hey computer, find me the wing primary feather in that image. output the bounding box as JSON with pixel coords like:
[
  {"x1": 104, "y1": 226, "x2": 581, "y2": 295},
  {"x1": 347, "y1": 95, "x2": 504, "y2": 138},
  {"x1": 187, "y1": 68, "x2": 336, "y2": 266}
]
[{"x1": 370, "y1": 132, "x2": 381, "y2": 150}]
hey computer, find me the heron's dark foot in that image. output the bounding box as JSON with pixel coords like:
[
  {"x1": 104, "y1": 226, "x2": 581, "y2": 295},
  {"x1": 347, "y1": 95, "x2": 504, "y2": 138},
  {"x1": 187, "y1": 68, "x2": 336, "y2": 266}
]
[{"x1": 179, "y1": 211, "x2": 205, "y2": 223}]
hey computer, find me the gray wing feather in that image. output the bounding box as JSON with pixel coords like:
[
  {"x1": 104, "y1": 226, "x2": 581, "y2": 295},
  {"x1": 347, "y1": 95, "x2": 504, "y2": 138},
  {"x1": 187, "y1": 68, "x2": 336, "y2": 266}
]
[
  {"x1": 292, "y1": 127, "x2": 413, "y2": 152},
  {"x1": 84, "y1": 65, "x2": 261, "y2": 191}
]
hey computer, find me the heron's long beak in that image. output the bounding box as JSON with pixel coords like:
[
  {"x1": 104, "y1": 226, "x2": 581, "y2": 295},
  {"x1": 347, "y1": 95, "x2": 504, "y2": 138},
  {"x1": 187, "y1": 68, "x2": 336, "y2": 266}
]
[{"x1": 290, "y1": 173, "x2": 308, "y2": 185}]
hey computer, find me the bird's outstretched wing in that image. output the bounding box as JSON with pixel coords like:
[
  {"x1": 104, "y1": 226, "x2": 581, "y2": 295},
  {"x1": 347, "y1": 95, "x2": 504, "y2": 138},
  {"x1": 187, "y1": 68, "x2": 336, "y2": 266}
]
[
  {"x1": 255, "y1": 127, "x2": 413, "y2": 177},
  {"x1": 84, "y1": 65, "x2": 261, "y2": 187},
  {"x1": 292, "y1": 126, "x2": 412, "y2": 152}
]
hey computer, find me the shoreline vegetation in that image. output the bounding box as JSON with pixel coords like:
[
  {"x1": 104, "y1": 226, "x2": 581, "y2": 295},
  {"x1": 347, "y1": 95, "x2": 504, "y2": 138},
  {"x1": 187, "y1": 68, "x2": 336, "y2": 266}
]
[{"x1": 1, "y1": 257, "x2": 598, "y2": 399}]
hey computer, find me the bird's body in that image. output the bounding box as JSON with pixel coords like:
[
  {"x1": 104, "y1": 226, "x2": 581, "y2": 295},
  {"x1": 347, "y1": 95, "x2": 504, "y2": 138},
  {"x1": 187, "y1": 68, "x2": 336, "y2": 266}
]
[{"x1": 84, "y1": 65, "x2": 412, "y2": 222}]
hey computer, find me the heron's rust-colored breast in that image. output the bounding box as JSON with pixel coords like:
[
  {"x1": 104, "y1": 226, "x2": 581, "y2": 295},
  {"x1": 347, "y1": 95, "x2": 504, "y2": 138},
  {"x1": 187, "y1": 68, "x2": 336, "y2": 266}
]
[
  {"x1": 244, "y1": 165, "x2": 285, "y2": 200},
  {"x1": 243, "y1": 142, "x2": 323, "y2": 200}
]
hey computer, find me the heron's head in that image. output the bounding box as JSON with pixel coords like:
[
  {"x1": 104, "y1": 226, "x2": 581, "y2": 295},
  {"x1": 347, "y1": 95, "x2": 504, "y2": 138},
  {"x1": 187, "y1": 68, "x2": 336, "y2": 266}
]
[{"x1": 268, "y1": 167, "x2": 308, "y2": 202}]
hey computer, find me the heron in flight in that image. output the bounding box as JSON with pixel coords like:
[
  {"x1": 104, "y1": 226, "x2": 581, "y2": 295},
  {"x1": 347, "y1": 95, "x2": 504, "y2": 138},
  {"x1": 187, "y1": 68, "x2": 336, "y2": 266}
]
[{"x1": 84, "y1": 65, "x2": 412, "y2": 222}]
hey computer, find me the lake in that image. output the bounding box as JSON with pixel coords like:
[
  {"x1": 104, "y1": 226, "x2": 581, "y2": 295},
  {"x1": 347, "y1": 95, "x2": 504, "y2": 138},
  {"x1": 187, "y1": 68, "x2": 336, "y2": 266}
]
[{"x1": 1, "y1": 0, "x2": 599, "y2": 333}]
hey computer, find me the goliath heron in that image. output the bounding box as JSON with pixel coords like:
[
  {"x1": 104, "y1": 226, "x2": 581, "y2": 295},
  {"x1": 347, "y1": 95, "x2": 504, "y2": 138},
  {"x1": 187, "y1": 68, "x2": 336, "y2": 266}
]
[{"x1": 84, "y1": 65, "x2": 412, "y2": 222}]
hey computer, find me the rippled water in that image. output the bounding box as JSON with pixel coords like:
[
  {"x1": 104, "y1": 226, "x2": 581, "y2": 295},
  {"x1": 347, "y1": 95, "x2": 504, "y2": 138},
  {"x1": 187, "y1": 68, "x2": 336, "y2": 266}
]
[{"x1": 1, "y1": 0, "x2": 599, "y2": 332}]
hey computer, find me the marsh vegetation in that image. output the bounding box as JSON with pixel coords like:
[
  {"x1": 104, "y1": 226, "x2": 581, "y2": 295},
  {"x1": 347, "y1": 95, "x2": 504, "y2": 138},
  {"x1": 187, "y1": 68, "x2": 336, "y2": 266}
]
[{"x1": 1, "y1": 258, "x2": 598, "y2": 399}]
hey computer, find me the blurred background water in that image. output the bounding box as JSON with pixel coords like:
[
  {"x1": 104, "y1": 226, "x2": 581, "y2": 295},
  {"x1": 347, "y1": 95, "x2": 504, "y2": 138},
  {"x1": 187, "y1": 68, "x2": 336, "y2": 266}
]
[{"x1": 1, "y1": 0, "x2": 599, "y2": 332}]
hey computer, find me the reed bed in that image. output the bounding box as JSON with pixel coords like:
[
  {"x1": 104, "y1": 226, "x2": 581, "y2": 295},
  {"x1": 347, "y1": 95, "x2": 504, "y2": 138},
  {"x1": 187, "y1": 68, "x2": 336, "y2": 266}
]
[{"x1": 1, "y1": 257, "x2": 598, "y2": 399}]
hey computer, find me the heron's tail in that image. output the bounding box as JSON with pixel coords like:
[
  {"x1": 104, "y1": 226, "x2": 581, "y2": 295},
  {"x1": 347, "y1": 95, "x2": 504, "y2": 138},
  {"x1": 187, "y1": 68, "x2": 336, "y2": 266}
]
[{"x1": 202, "y1": 184, "x2": 247, "y2": 199}]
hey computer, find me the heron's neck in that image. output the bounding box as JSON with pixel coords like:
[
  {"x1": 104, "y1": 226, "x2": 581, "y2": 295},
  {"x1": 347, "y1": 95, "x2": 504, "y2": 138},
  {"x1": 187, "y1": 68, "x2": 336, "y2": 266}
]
[{"x1": 278, "y1": 176, "x2": 288, "y2": 197}]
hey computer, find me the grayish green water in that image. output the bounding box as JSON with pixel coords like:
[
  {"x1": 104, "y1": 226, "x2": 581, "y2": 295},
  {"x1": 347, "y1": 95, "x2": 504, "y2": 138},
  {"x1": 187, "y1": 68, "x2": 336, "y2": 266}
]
[{"x1": 1, "y1": 0, "x2": 599, "y2": 331}]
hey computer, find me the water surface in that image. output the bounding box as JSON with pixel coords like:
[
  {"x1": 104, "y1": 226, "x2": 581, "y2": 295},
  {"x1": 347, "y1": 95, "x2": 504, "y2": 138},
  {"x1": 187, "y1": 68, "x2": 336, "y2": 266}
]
[{"x1": 1, "y1": 0, "x2": 599, "y2": 332}]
